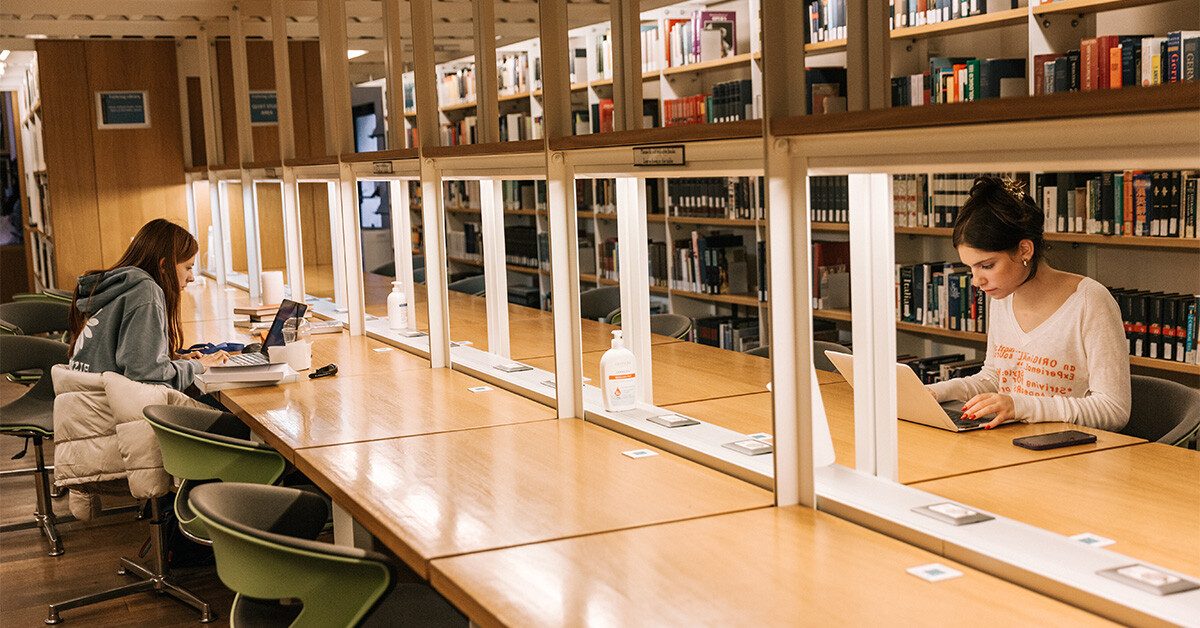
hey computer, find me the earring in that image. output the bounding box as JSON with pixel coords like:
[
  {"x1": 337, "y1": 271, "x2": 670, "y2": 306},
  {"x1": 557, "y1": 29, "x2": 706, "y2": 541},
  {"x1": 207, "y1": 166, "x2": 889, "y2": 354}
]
[{"x1": 1023, "y1": 259, "x2": 1029, "y2": 267}]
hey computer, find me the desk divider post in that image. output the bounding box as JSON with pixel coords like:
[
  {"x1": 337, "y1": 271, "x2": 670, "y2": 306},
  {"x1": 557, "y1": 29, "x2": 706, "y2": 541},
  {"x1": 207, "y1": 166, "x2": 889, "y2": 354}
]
[
  {"x1": 389, "y1": 180, "x2": 417, "y2": 330},
  {"x1": 480, "y1": 178, "x2": 511, "y2": 358},
  {"x1": 421, "y1": 158, "x2": 452, "y2": 367},
  {"x1": 338, "y1": 163, "x2": 367, "y2": 335},
  {"x1": 282, "y1": 168, "x2": 306, "y2": 301},
  {"x1": 546, "y1": 152, "x2": 584, "y2": 418},
  {"x1": 615, "y1": 176, "x2": 653, "y2": 403}
]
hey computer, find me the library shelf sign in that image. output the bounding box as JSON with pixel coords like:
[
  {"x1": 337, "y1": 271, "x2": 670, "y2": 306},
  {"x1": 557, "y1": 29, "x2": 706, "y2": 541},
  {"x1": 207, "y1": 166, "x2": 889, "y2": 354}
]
[
  {"x1": 249, "y1": 90, "x2": 279, "y2": 126},
  {"x1": 633, "y1": 145, "x2": 686, "y2": 167},
  {"x1": 95, "y1": 91, "x2": 150, "y2": 129}
]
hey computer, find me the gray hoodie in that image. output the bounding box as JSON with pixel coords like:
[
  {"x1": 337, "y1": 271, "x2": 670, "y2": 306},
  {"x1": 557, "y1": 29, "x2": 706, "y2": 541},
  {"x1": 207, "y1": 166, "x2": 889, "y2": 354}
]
[{"x1": 69, "y1": 266, "x2": 201, "y2": 391}]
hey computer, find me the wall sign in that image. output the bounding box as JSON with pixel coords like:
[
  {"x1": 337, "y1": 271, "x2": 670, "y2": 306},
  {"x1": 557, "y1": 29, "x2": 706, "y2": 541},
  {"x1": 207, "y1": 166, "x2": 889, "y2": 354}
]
[
  {"x1": 249, "y1": 90, "x2": 279, "y2": 125},
  {"x1": 96, "y1": 91, "x2": 150, "y2": 129}
]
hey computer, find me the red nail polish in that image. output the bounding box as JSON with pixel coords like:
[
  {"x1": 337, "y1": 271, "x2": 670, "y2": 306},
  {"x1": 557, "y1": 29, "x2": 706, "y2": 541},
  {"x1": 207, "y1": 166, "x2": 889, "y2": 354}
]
[{"x1": 984, "y1": 425, "x2": 992, "y2": 430}]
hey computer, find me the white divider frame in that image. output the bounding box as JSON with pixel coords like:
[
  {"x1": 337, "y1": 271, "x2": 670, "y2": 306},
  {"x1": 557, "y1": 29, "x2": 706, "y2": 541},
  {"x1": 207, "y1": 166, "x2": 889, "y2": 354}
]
[
  {"x1": 389, "y1": 179, "x2": 417, "y2": 330},
  {"x1": 421, "y1": 158, "x2": 451, "y2": 368},
  {"x1": 614, "y1": 176, "x2": 653, "y2": 403},
  {"x1": 547, "y1": 152, "x2": 584, "y2": 419},
  {"x1": 478, "y1": 178, "x2": 511, "y2": 358},
  {"x1": 281, "y1": 168, "x2": 306, "y2": 301},
  {"x1": 338, "y1": 163, "x2": 367, "y2": 334},
  {"x1": 847, "y1": 172, "x2": 898, "y2": 481}
]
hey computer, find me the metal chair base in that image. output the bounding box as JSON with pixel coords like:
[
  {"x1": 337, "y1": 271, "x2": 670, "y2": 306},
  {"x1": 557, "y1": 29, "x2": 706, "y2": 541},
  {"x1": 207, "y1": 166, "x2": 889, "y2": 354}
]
[
  {"x1": 45, "y1": 499, "x2": 214, "y2": 624},
  {"x1": 0, "y1": 436, "x2": 64, "y2": 556}
]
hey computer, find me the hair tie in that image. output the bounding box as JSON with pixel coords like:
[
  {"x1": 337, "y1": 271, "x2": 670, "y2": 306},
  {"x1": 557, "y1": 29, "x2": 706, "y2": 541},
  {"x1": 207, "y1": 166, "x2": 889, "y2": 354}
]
[{"x1": 1002, "y1": 177, "x2": 1025, "y2": 202}]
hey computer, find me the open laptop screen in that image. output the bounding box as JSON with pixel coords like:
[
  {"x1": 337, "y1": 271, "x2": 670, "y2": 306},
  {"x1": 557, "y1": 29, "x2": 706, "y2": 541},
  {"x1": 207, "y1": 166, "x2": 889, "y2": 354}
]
[{"x1": 259, "y1": 299, "x2": 308, "y2": 354}]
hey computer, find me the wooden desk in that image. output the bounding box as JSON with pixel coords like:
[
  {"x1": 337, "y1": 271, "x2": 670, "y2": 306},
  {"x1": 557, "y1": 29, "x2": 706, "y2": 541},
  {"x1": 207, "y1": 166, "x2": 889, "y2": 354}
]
[
  {"x1": 430, "y1": 506, "x2": 1115, "y2": 628},
  {"x1": 294, "y1": 418, "x2": 773, "y2": 578},
  {"x1": 665, "y1": 383, "x2": 1145, "y2": 484},
  {"x1": 180, "y1": 279, "x2": 250, "y2": 323},
  {"x1": 220, "y1": 368, "x2": 554, "y2": 463},
  {"x1": 526, "y1": 342, "x2": 840, "y2": 407},
  {"x1": 914, "y1": 443, "x2": 1200, "y2": 578}
]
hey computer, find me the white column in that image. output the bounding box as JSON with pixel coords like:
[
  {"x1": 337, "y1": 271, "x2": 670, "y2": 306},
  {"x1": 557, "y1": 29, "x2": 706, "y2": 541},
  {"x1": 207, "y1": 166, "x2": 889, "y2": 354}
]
[
  {"x1": 615, "y1": 176, "x2": 652, "y2": 402},
  {"x1": 337, "y1": 164, "x2": 366, "y2": 334},
  {"x1": 849, "y1": 172, "x2": 899, "y2": 481},
  {"x1": 389, "y1": 180, "x2": 416, "y2": 329},
  {"x1": 281, "y1": 169, "x2": 306, "y2": 301},
  {"x1": 479, "y1": 179, "x2": 511, "y2": 357},
  {"x1": 546, "y1": 153, "x2": 583, "y2": 419},
  {"x1": 421, "y1": 159, "x2": 451, "y2": 367}
]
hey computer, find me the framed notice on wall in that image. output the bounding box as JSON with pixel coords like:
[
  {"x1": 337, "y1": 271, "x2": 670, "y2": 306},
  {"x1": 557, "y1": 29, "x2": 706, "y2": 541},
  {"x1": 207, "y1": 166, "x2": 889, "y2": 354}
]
[
  {"x1": 95, "y1": 91, "x2": 150, "y2": 129},
  {"x1": 249, "y1": 90, "x2": 279, "y2": 126}
]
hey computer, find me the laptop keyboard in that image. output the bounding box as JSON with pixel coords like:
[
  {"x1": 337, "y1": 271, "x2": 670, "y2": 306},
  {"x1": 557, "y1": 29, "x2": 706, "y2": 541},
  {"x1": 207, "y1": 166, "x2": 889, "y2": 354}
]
[{"x1": 224, "y1": 352, "x2": 268, "y2": 366}]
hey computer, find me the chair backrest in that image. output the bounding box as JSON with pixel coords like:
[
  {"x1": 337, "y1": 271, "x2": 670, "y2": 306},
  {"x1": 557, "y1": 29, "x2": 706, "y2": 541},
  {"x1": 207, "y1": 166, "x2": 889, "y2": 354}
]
[
  {"x1": 191, "y1": 482, "x2": 395, "y2": 628},
  {"x1": 447, "y1": 274, "x2": 486, "y2": 296},
  {"x1": 143, "y1": 404, "x2": 287, "y2": 541},
  {"x1": 371, "y1": 261, "x2": 395, "y2": 277},
  {"x1": 0, "y1": 300, "x2": 71, "y2": 337},
  {"x1": 649, "y1": 313, "x2": 692, "y2": 339},
  {"x1": 580, "y1": 286, "x2": 621, "y2": 322},
  {"x1": 413, "y1": 266, "x2": 426, "y2": 285},
  {"x1": 0, "y1": 336, "x2": 69, "y2": 435},
  {"x1": 1122, "y1": 375, "x2": 1200, "y2": 446},
  {"x1": 813, "y1": 341, "x2": 851, "y2": 372}
]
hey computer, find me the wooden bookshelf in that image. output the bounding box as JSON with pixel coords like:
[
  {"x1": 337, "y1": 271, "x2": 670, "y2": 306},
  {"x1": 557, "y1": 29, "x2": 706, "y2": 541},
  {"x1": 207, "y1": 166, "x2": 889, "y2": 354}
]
[
  {"x1": 804, "y1": 40, "x2": 846, "y2": 53},
  {"x1": 668, "y1": 216, "x2": 761, "y2": 228},
  {"x1": 1031, "y1": 0, "x2": 1175, "y2": 15},
  {"x1": 894, "y1": 225, "x2": 1200, "y2": 250},
  {"x1": 446, "y1": 206, "x2": 481, "y2": 215},
  {"x1": 590, "y1": 78, "x2": 613, "y2": 88},
  {"x1": 448, "y1": 256, "x2": 483, "y2": 267},
  {"x1": 497, "y1": 91, "x2": 531, "y2": 103},
  {"x1": 817, "y1": 307, "x2": 988, "y2": 343},
  {"x1": 506, "y1": 264, "x2": 549, "y2": 276},
  {"x1": 771, "y1": 83, "x2": 1199, "y2": 137},
  {"x1": 661, "y1": 52, "x2": 754, "y2": 77},
  {"x1": 813, "y1": 222, "x2": 851, "y2": 232},
  {"x1": 422, "y1": 140, "x2": 544, "y2": 158},
  {"x1": 672, "y1": 289, "x2": 760, "y2": 307},
  {"x1": 579, "y1": 212, "x2": 668, "y2": 222},
  {"x1": 549, "y1": 119, "x2": 762, "y2": 151},
  {"x1": 340, "y1": 148, "x2": 419, "y2": 163},
  {"x1": 1130, "y1": 356, "x2": 1200, "y2": 375},
  {"x1": 440, "y1": 100, "x2": 477, "y2": 113},
  {"x1": 890, "y1": 7, "x2": 1027, "y2": 40},
  {"x1": 504, "y1": 209, "x2": 542, "y2": 216}
]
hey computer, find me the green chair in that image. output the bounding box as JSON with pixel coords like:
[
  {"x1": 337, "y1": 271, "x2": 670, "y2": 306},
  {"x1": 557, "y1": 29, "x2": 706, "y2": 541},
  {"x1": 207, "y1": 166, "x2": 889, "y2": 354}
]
[
  {"x1": 190, "y1": 482, "x2": 468, "y2": 628},
  {"x1": 0, "y1": 335, "x2": 69, "y2": 556},
  {"x1": 143, "y1": 405, "x2": 287, "y2": 544},
  {"x1": 649, "y1": 313, "x2": 692, "y2": 339}
]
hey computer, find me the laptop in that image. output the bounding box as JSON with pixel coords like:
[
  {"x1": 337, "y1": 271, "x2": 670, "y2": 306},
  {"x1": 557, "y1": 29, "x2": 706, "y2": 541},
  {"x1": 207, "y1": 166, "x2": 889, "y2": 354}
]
[
  {"x1": 824, "y1": 351, "x2": 994, "y2": 432},
  {"x1": 219, "y1": 299, "x2": 308, "y2": 367}
]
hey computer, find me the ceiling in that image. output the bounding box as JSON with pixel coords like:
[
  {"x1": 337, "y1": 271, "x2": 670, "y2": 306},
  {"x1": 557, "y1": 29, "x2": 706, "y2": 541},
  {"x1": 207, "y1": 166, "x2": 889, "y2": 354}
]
[{"x1": 0, "y1": 0, "x2": 688, "y2": 84}]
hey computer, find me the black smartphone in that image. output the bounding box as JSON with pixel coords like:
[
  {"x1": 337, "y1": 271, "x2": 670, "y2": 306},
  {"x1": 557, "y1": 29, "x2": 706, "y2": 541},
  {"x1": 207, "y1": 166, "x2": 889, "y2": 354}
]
[{"x1": 1012, "y1": 430, "x2": 1097, "y2": 451}]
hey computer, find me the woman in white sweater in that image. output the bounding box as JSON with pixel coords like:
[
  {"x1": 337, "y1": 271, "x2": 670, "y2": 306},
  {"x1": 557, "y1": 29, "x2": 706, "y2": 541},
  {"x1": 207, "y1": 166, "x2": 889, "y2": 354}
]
[{"x1": 926, "y1": 177, "x2": 1131, "y2": 432}]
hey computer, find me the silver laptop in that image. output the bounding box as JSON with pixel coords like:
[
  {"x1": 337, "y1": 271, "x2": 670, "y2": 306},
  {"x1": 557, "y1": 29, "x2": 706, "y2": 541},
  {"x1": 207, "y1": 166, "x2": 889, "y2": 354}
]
[{"x1": 824, "y1": 351, "x2": 993, "y2": 432}]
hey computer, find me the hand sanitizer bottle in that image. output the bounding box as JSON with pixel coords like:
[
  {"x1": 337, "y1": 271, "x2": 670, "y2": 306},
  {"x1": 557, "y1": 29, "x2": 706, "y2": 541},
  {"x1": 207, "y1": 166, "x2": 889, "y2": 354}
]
[
  {"x1": 600, "y1": 330, "x2": 637, "y2": 412},
  {"x1": 387, "y1": 281, "x2": 408, "y2": 330}
]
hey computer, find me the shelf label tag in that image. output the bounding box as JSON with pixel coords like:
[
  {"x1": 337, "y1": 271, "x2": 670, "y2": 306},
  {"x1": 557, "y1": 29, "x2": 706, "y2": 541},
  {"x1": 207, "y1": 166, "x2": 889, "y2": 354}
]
[
  {"x1": 907, "y1": 563, "x2": 964, "y2": 583},
  {"x1": 467, "y1": 386, "x2": 493, "y2": 393},
  {"x1": 633, "y1": 145, "x2": 686, "y2": 167},
  {"x1": 372, "y1": 161, "x2": 394, "y2": 174},
  {"x1": 622, "y1": 449, "x2": 659, "y2": 459}
]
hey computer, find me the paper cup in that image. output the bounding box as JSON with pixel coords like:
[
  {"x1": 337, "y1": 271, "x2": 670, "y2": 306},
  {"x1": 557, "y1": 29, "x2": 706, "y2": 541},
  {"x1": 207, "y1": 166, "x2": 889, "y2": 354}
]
[{"x1": 261, "y1": 270, "x2": 284, "y2": 306}]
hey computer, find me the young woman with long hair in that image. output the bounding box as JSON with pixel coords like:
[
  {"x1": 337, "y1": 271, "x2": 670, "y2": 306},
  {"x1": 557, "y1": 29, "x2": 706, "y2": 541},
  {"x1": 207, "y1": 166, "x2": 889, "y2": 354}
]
[{"x1": 68, "y1": 218, "x2": 227, "y2": 390}]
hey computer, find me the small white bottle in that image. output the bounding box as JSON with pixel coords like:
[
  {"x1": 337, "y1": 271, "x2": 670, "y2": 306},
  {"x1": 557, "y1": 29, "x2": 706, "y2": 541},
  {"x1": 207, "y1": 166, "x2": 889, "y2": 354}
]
[
  {"x1": 600, "y1": 330, "x2": 637, "y2": 412},
  {"x1": 387, "y1": 281, "x2": 409, "y2": 330}
]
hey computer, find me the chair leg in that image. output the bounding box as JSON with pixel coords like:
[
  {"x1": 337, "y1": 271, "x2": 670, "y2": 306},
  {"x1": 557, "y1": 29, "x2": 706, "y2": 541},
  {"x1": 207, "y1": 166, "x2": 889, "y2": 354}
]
[
  {"x1": 0, "y1": 436, "x2": 66, "y2": 556},
  {"x1": 45, "y1": 499, "x2": 215, "y2": 624}
]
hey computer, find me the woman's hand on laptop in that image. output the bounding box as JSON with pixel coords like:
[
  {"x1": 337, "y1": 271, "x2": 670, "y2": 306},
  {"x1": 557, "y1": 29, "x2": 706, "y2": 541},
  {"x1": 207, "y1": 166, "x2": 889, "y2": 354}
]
[
  {"x1": 961, "y1": 393, "x2": 1015, "y2": 429},
  {"x1": 926, "y1": 386, "x2": 939, "y2": 402},
  {"x1": 198, "y1": 351, "x2": 230, "y2": 370}
]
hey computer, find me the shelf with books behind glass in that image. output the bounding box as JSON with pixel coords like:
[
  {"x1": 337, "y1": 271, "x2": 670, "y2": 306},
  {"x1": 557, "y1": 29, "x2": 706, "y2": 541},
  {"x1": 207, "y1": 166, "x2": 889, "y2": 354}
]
[
  {"x1": 808, "y1": 168, "x2": 1200, "y2": 380},
  {"x1": 885, "y1": 0, "x2": 1197, "y2": 107}
]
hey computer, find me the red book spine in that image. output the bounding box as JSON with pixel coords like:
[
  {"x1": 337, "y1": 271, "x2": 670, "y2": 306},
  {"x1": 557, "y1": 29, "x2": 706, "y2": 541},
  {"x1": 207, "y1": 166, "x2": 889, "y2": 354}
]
[
  {"x1": 1097, "y1": 35, "x2": 1120, "y2": 90},
  {"x1": 1109, "y1": 45, "x2": 1123, "y2": 88},
  {"x1": 1081, "y1": 38, "x2": 1099, "y2": 91}
]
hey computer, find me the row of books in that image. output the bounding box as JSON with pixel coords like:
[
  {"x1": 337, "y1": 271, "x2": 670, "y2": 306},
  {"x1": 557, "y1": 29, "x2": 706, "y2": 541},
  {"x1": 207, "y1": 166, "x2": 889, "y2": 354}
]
[
  {"x1": 891, "y1": 57, "x2": 1024, "y2": 107},
  {"x1": 663, "y1": 78, "x2": 756, "y2": 127},
  {"x1": 439, "y1": 117, "x2": 478, "y2": 146},
  {"x1": 693, "y1": 316, "x2": 759, "y2": 352},
  {"x1": 501, "y1": 180, "x2": 545, "y2": 212},
  {"x1": 447, "y1": 221, "x2": 483, "y2": 262},
  {"x1": 667, "y1": 177, "x2": 764, "y2": 221},
  {"x1": 503, "y1": 226, "x2": 550, "y2": 271},
  {"x1": 1112, "y1": 289, "x2": 1200, "y2": 364},
  {"x1": 1035, "y1": 31, "x2": 1199, "y2": 96},
  {"x1": 652, "y1": 10, "x2": 739, "y2": 70},
  {"x1": 1034, "y1": 170, "x2": 1197, "y2": 238},
  {"x1": 898, "y1": 262, "x2": 989, "y2": 334},
  {"x1": 891, "y1": 0, "x2": 999, "y2": 30},
  {"x1": 806, "y1": 0, "x2": 846, "y2": 44},
  {"x1": 444, "y1": 181, "x2": 478, "y2": 209},
  {"x1": 498, "y1": 112, "x2": 544, "y2": 142},
  {"x1": 672, "y1": 232, "x2": 752, "y2": 296},
  {"x1": 807, "y1": 67, "x2": 848, "y2": 114},
  {"x1": 438, "y1": 66, "x2": 476, "y2": 107},
  {"x1": 497, "y1": 52, "x2": 534, "y2": 96},
  {"x1": 814, "y1": 172, "x2": 1015, "y2": 229}
]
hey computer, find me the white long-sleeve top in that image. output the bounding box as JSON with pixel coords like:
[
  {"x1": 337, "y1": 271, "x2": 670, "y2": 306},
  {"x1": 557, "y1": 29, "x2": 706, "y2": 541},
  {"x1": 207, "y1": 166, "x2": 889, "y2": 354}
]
[{"x1": 927, "y1": 276, "x2": 1130, "y2": 431}]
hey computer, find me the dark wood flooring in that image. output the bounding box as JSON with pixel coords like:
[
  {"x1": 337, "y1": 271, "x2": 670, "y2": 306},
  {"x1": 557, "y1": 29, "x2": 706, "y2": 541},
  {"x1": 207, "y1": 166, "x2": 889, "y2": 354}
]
[{"x1": 1, "y1": 380, "x2": 235, "y2": 627}]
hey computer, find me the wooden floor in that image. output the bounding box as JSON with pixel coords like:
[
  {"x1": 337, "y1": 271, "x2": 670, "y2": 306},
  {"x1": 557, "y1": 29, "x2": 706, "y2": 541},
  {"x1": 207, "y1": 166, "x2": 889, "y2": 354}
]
[{"x1": 1, "y1": 380, "x2": 235, "y2": 627}]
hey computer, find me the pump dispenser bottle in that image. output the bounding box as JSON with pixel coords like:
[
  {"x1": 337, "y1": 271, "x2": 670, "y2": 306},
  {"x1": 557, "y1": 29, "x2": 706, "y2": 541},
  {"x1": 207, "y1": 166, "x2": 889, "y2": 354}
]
[{"x1": 600, "y1": 330, "x2": 637, "y2": 411}]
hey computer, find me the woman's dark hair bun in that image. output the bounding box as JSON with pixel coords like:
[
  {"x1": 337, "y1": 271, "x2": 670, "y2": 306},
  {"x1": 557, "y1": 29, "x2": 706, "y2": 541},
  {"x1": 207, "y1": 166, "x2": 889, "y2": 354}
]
[{"x1": 953, "y1": 175, "x2": 1046, "y2": 280}]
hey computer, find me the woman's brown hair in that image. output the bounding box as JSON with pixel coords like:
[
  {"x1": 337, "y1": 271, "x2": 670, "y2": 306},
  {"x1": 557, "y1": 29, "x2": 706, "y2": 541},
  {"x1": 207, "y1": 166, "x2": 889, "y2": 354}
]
[
  {"x1": 68, "y1": 219, "x2": 199, "y2": 356},
  {"x1": 952, "y1": 176, "x2": 1045, "y2": 284}
]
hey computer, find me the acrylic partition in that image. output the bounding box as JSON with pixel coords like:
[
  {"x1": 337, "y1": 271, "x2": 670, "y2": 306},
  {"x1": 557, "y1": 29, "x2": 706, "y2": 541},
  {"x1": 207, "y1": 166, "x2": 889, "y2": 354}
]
[
  {"x1": 357, "y1": 176, "x2": 431, "y2": 345},
  {"x1": 216, "y1": 176, "x2": 249, "y2": 289},
  {"x1": 294, "y1": 178, "x2": 345, "y2": 318}
]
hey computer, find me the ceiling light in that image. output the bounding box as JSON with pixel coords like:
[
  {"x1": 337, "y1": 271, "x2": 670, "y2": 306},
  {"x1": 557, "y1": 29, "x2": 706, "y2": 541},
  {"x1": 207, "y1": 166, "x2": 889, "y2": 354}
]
[
  {"x1": 0, "y1": 50, "x2": 9, "y2": 61},
  {"x1": 27, "y1": 34, "x2": 48, "y2": 39},
  {"x1": 347, "y1": 49, "x2": 367, "y2": 59}
]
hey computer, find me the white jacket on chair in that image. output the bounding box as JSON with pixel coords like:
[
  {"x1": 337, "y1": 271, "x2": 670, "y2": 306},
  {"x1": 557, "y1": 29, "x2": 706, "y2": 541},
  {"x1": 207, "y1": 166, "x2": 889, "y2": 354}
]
[{"x1": 51, "y1": 365, "x2": 208, "y2": 519}]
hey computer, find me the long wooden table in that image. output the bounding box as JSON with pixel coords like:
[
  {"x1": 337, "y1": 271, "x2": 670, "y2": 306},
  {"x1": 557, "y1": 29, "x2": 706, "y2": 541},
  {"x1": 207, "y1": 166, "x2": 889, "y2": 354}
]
[
  {"x1": 219, "y1": 367, "x2": 555, "y2": 464},
  {"x1": 664, "y1": 383, "x2": 1145, "y2": 484},
  {"x1": 294, "y1": 418, "x2": 774, "y2": 578},
  {"x1": 913, "y1": 443, "x2": 1200, "y2": 578},
  {"x1": 430, "y1": 506, "x2": 1117, "y2": 628}
]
